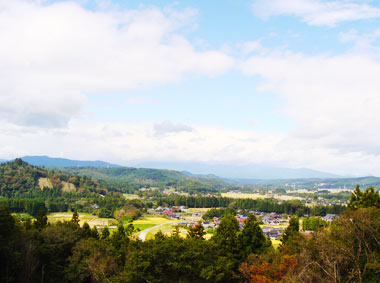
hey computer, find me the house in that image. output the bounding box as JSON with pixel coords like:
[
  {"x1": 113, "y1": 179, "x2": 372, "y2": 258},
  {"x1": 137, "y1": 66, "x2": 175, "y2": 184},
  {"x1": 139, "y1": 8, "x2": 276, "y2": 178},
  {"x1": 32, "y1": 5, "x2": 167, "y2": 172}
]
[
  {"x1": 322, "y1": 214, "x2": 336, "y2": 222},
  {"x1": 192, "y1": 211, "x2": 202, "y2": 217}
]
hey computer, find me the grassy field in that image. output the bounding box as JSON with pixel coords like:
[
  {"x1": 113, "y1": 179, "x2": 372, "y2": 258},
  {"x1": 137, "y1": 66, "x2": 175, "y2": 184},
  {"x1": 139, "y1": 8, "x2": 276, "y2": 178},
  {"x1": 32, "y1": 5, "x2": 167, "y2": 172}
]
[
  {"x1": 47, "y1": 212, "x2": 118, "y2": 228},
  {"x1": 132, "y1": 223, "x2": 156, "y2": 232},
  {"x1": 221, "y1": 192, "x2": 302, "y2": 201}
]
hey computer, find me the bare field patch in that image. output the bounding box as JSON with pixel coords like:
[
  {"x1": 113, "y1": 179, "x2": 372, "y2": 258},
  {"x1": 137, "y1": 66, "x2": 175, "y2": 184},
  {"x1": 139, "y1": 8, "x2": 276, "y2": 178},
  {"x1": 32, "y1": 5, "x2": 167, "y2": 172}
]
[
  {"x1": 123, "y1": 193, "x2": 139, "y2": 200},
  {"x1": 38, "y1": 178, "x2": 53, "y2": 189},
  {"x1": 61, "y1": 181, "x2": 76, "y2": 192},
  {"x1": 88, "y1": 218, "x2": 118, "y2": 228}
]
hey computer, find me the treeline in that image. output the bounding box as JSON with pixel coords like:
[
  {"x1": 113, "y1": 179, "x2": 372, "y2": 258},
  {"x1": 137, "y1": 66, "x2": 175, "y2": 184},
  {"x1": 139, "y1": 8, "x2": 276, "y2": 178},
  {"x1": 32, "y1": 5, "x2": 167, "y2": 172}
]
[
  {"x1": 0, "y1": 195, "x2": 145, "y2": 218},
  {"x1": 157, "y1": 195, "x2": 346, "y2": 216}
]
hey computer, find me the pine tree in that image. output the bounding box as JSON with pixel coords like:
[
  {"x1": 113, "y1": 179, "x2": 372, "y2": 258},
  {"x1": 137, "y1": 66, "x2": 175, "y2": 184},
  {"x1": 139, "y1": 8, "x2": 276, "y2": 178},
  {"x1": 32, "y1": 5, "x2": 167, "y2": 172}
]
[
  {"x1": 34, "y1": 208, "x2": 48, "y2": 230},
  {"x1": 187, "y1": 221, "x2": 206, "y2": 239},
  {"x1": 239, "y1": 214, "x2": 271, "y2": 258}
]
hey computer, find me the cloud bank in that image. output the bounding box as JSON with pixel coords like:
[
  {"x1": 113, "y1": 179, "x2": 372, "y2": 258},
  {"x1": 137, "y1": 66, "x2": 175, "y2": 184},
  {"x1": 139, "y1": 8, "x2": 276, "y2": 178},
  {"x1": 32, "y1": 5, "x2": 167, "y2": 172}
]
[
  {"x1": 252, "y1": 0, "x2": 380, "y2": 26},
  {"x1": 0, "y1": 0, "x2": 233, "y2": 128}
]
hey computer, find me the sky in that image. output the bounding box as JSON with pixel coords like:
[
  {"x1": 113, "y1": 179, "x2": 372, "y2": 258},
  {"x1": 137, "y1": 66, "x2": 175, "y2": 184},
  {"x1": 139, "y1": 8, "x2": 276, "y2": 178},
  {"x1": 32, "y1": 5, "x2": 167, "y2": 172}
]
[{"x1": 1, "y1": 0, "x2": 380, "y2": 176}]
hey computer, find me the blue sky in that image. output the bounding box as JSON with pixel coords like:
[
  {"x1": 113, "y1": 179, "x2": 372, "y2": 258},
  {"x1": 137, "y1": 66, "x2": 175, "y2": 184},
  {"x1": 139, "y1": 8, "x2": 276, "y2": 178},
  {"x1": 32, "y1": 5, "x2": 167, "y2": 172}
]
[{"x1": 2, "y1": 0, "x2": 380, "y2": 176}]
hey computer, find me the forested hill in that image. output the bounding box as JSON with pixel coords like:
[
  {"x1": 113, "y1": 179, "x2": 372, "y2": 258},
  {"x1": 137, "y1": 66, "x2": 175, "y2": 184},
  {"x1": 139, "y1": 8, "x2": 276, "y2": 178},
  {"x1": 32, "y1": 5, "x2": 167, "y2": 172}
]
[
  {"x1": 56, "y1": 166, "x2": 229, "y2": 191},
  {"x1": 0, "y1": 158, "x2": 109, "y2": 198}
]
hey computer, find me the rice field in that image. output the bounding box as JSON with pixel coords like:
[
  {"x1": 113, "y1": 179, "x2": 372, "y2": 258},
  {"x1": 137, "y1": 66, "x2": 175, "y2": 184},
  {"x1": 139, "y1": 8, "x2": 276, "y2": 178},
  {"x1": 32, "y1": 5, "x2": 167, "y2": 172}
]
[
  {"x1": 132, "y1": 216, "x2": 175, "y2": 224},
  {"x1": 47, "y1": 212, "x2": 118, "y2": 228}
]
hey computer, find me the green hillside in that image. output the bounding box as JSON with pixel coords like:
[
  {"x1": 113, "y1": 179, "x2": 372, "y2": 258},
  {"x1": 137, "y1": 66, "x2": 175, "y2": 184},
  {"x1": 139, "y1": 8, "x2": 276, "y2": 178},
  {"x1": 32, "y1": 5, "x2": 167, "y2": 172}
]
[
  {"x1": 0, "y1": 158, "x2": 108, "y2": 198},
  {"x1": 55, "y1": 166, "x2": 229, "y2": 193}
]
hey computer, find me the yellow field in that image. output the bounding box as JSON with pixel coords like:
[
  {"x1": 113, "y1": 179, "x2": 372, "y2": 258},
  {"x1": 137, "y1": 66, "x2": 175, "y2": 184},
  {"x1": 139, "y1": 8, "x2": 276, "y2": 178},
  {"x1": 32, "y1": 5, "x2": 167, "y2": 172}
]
[
  {"x1": 144, "y1": 223, "x2": 187, "y2": 240},
  {"x1": 47, "y1": 212, "x2": 117, "y2": 228},
  {"x1": 132, "y1": 216, "x2": 174, "y2": 225},
  {"x1": 221, "y1": 192, "x2": 302, "y2": 201},
  {"x1": 271, "y1": 239, "x2": 282, "y2": 249}
]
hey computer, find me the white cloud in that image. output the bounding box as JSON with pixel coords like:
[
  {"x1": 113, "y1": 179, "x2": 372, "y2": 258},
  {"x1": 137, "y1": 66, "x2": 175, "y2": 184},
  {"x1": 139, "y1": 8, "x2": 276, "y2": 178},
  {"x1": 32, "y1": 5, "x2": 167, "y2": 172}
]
[
  {"x1": 252, "y1": 0, "x2": 380, "y2": 26},
  {"x1": 153, "y1": 120, "x2": 193, "y2": 137},
  {"x1": 240, "y1": 40, "x2": 380, "y2": 174},
  {"x1": 0, "y1": 0, "x2": 234, "y2": 128},
  {"x1": 3, "y1": 118, "x2": 380, "y2": 176}
]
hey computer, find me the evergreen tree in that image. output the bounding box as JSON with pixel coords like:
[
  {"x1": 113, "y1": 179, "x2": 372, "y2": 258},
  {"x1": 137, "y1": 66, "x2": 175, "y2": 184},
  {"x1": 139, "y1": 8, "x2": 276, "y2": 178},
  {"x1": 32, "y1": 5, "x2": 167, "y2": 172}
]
[
  {"x1": 71, "y1": 210, "x2": 80, "y2": 226},
  {"x1": 101, "y1": 227, "x2": 110, "y2": 240},
  {"x1": 282, "y1": 216, "x2": 299, "y2": 244},
  {"x1": 82, "y1": 222, "x2": 92, "y2": 238},
  {"x1": 187, "y1": 221, "x2": 206, "y2": 239},
  {"x1": 34, "y1": 208, "x2": 48, "y2": 230},
  {"x1": 238, "y1": 214, "x2": 271, "y2": 258},
  {"x1": 212, "y1": 214, "x2": 240, "y2": 258},
  {"x1": 348, "y1": 185, "x2": 380, "y2": 209}
]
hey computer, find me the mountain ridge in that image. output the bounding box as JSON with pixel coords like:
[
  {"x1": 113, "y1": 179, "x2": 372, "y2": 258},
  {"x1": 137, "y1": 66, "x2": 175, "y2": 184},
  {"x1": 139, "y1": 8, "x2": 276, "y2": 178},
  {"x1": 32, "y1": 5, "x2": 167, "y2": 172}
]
[{"x1": 20, "y1": 156, "x2": 121, "y2": 168}]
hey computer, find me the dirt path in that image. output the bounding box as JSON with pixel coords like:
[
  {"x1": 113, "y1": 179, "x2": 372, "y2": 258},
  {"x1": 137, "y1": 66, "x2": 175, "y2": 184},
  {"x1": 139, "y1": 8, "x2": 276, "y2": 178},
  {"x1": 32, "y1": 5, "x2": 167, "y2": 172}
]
[{"x1": 138, "y1": 221, "x2": 179, "y2": 241}]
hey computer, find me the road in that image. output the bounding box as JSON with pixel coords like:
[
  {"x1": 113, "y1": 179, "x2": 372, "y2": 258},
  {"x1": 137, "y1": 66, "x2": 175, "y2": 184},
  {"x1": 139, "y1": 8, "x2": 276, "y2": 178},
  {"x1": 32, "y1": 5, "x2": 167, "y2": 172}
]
[{"x1": 138, "y1": 221, "x2": 179, "y2": 241}]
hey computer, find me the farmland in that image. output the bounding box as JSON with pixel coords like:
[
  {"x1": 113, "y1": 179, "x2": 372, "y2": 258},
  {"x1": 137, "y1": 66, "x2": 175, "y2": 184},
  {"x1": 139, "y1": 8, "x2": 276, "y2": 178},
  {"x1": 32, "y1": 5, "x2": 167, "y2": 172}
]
[
  {"x1": 221, "y1": 192, "x2": 303, "y2": 201},
  {"x1": 47, "y1": 212, "x2": 118, "y2": 228}
]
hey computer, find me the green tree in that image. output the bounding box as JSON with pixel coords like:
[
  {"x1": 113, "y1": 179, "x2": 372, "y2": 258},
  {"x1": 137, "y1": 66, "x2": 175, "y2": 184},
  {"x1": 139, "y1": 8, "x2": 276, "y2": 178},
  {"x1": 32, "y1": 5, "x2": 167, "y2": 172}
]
[
  {"x1": 212, "y1": 214, "x2": 240, "y2": 257},
  {"x1": 348, "y1": 185, "x2": 380, "y2": 209},
  {"x1": 101, "y1": 227, "x2": 110, "y2": 240},
  {"x1": 34, "y1": 208, "x2": 48, "y2": 230},
  {"x1": 82, "y1": 222, "x2": 92, "y2": 238},
  {"x1": 282, "y1": 216, "x2": 299, "y2": 244},
  {"x1": 0, "y1": 206, "x2": 23, "y2": 282},
  {"x1": 297, "y1": 208, "x2": 380, "y2": 282},
  {"x1": 65, "y1": 238, "x2": 118, "y2": 282},
  {"x1": 71, "y1": 210, "x2": 80, "y2": 226},
  {"x1": 238, "y1": 214, "x2": 271, "y2": 258},
  {"x1": 187, "y1": 221, "x2": 206, "y2": 239}
]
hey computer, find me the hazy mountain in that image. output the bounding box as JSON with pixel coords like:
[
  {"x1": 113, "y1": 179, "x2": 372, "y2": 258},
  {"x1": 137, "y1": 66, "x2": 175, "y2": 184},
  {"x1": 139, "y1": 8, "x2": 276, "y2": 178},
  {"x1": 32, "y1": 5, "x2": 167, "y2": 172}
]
[
  {"x1": 20, "y1": 156, "x2": 121, "y2": 168},
  {"x1": 131, "y1": 161, "x2": 340, "y2": 179},
  {"x1": 4, "y1": 156, "x2": 340, "y2": 179},
  {"x1": 0, "y1": 159, "x2": 7, "y2": 163}
]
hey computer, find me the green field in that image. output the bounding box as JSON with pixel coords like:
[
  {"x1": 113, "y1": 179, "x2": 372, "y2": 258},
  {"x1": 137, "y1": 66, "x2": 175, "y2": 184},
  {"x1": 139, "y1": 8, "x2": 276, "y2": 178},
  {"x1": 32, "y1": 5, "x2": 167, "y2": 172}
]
[{"x1": 132, "y1": 223, "x2": 156, "y2": 232}]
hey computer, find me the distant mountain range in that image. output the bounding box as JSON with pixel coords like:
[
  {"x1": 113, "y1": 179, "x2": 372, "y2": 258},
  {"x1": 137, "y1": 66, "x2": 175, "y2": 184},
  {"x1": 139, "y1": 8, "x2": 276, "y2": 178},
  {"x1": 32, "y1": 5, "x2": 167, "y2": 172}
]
[
  {"x1": 1, "y1": 156, "x2": 340, "y2": 179},
  {"x1": 131, "y1": 161, "x2": 340, "y2": 179},
  {"x1": 1, "y1": 156, "x2": 380, "y2": 188},
  {"x1": 15, "y1": 156, "x2": 121, "y2": 168}
]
